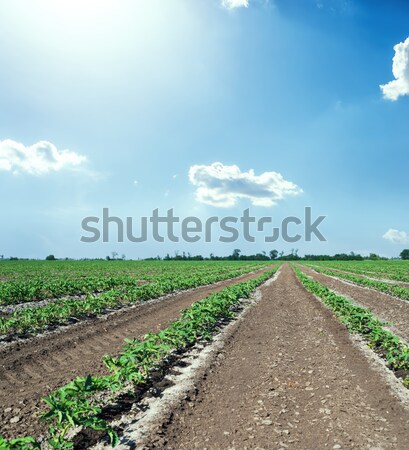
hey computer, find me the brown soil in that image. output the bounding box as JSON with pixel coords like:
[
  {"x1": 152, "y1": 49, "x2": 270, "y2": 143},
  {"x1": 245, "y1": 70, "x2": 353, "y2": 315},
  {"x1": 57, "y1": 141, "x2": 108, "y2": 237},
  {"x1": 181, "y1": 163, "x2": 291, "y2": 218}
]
[
  {"x1": 300, "y1": 265, "x2": 409, "y2": 343},
  {"x1": 0, "y1": 267, "x2": 272, "y2": 440},
  {"x1": 151, "y1": 264, "x2": 409, "y2": 450}
]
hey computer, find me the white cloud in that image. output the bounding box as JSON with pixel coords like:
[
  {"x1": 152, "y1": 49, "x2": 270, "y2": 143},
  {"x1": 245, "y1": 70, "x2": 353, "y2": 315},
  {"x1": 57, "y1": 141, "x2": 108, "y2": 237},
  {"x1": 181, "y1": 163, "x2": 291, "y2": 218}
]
[
  {"x1": 0, "y1": 139, "x2": 86, "y2": 175},
  {"x1": 380, "y1": 37, "x2": 409, "y2": 101},
  {"x1": 221, "y1": 0, "x2": 249, "y2": 9},
  {"x1": 188, "y1": 162, "x2": 303, "y2": 208},
  {"x1": 382, "y1": 228, "x2": 409, "y2": 244}
]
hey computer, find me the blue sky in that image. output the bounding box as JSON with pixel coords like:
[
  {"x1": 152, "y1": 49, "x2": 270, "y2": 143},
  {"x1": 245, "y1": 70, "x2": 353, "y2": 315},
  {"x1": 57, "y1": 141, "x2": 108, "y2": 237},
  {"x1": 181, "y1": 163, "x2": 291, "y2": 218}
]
[{"x1": 0, "y1": 0, "x2": 408, "y2": 259}]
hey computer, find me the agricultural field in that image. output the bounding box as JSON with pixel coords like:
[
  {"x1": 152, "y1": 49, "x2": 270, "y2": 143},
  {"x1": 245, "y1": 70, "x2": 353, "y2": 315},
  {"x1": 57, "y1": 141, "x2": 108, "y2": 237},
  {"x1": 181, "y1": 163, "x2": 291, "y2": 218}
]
[
  {"x1": 3, "y1": 0, "x2": 409, "y2": 449},
  {"x1": 1, "y1": 260, "x2": 409, "y2": 449},
  {"x1": 0, "y1": 260, "x2": 270, "y2": 336},
  {"x1": 304, "y1": 260, "x2": 409, "y2": 283}
]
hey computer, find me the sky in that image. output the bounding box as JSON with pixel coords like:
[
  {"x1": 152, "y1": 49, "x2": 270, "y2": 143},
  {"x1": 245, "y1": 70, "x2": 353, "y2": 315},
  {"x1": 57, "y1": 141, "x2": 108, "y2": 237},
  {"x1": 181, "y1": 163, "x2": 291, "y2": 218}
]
[{"x1": 0, "y1": 0, "x2": 409, "y2": 259}]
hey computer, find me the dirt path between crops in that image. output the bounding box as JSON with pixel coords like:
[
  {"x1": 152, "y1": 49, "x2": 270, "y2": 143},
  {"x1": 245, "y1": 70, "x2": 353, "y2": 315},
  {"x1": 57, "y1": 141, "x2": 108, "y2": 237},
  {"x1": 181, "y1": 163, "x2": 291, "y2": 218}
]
[
  {"x1": 0, "y1": 266, "x2": 274, "y2": 439},
  {"x1": 299, "y1": 265, "x2": 409, "y2": 343},
  {"x1": 151, "y1": 264, "x2": 409, "y2": 450}
]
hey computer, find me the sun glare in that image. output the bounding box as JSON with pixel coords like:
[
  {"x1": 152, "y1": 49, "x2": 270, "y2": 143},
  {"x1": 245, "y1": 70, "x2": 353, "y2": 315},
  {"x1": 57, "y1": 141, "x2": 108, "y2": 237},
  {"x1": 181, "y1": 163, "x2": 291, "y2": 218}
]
[{"x1": 37, "y1": 0, "x2": 116, "y2": 24}]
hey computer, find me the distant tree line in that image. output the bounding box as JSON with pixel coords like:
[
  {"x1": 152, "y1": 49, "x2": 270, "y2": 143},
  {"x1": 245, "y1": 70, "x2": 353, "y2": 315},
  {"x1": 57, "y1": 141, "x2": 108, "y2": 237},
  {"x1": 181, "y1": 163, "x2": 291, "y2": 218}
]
[
  {"x1": 155, "y1": 249, "x2": 392, "y2": 262},
  {"x1": 0, "y1": 249, "x2": 408, "y2": 262}
]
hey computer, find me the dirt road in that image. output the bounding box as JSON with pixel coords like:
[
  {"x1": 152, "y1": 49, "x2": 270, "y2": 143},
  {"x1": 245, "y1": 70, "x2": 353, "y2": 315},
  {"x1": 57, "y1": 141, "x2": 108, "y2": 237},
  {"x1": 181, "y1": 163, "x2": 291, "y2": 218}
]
[{"x1": 152, "y1": 264, "x2": 409, "y2": 449}]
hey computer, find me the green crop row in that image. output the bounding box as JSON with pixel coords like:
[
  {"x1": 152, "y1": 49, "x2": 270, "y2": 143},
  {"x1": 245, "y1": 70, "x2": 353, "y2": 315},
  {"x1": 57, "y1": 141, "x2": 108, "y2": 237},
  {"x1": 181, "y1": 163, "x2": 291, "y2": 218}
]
[
  {"x1": 0, "y1": 261, "x2": 268, "y2": 306},
  {"x1": 304, "y1": 264, "x2": 409, "y2": 301},
  {"x1": 0, "y1": 260, "x2": 265, "y2": 282},
  {"x1": 306, "y1": 260, "x2": 409, "y2": 283},
  {"x1": 293, "y1": 266, "x2": 409, "y2": 378},
  {"x1": 0, "y1": 264, "x2": 273, "y2": 337},
  {"x1": 0, "y1": 267, "x2": 278, "y2": 450},
  {"x1": 0, "y1": 275, "x2": 145, "y2": 305}
]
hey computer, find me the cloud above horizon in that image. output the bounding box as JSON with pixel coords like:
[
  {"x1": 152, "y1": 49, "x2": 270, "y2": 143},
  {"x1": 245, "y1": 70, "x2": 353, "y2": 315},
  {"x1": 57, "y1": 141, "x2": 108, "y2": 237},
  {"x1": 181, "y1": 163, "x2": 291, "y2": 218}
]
[
  {"x1": 0, "y1": 139, "x2": 86, "y2": 175},
  {"x1": 382, "y1": 228, "x2": 409, "y2": 244},
  {"x1": 221, "y1": 0, "x2": 249, "y2": 9},
  {"x1": 380, "y1": 37, "x2": 409, "y2": 101},
  {"x1": 188, "y1": 162, "x2": 303, "y2": 207}
]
